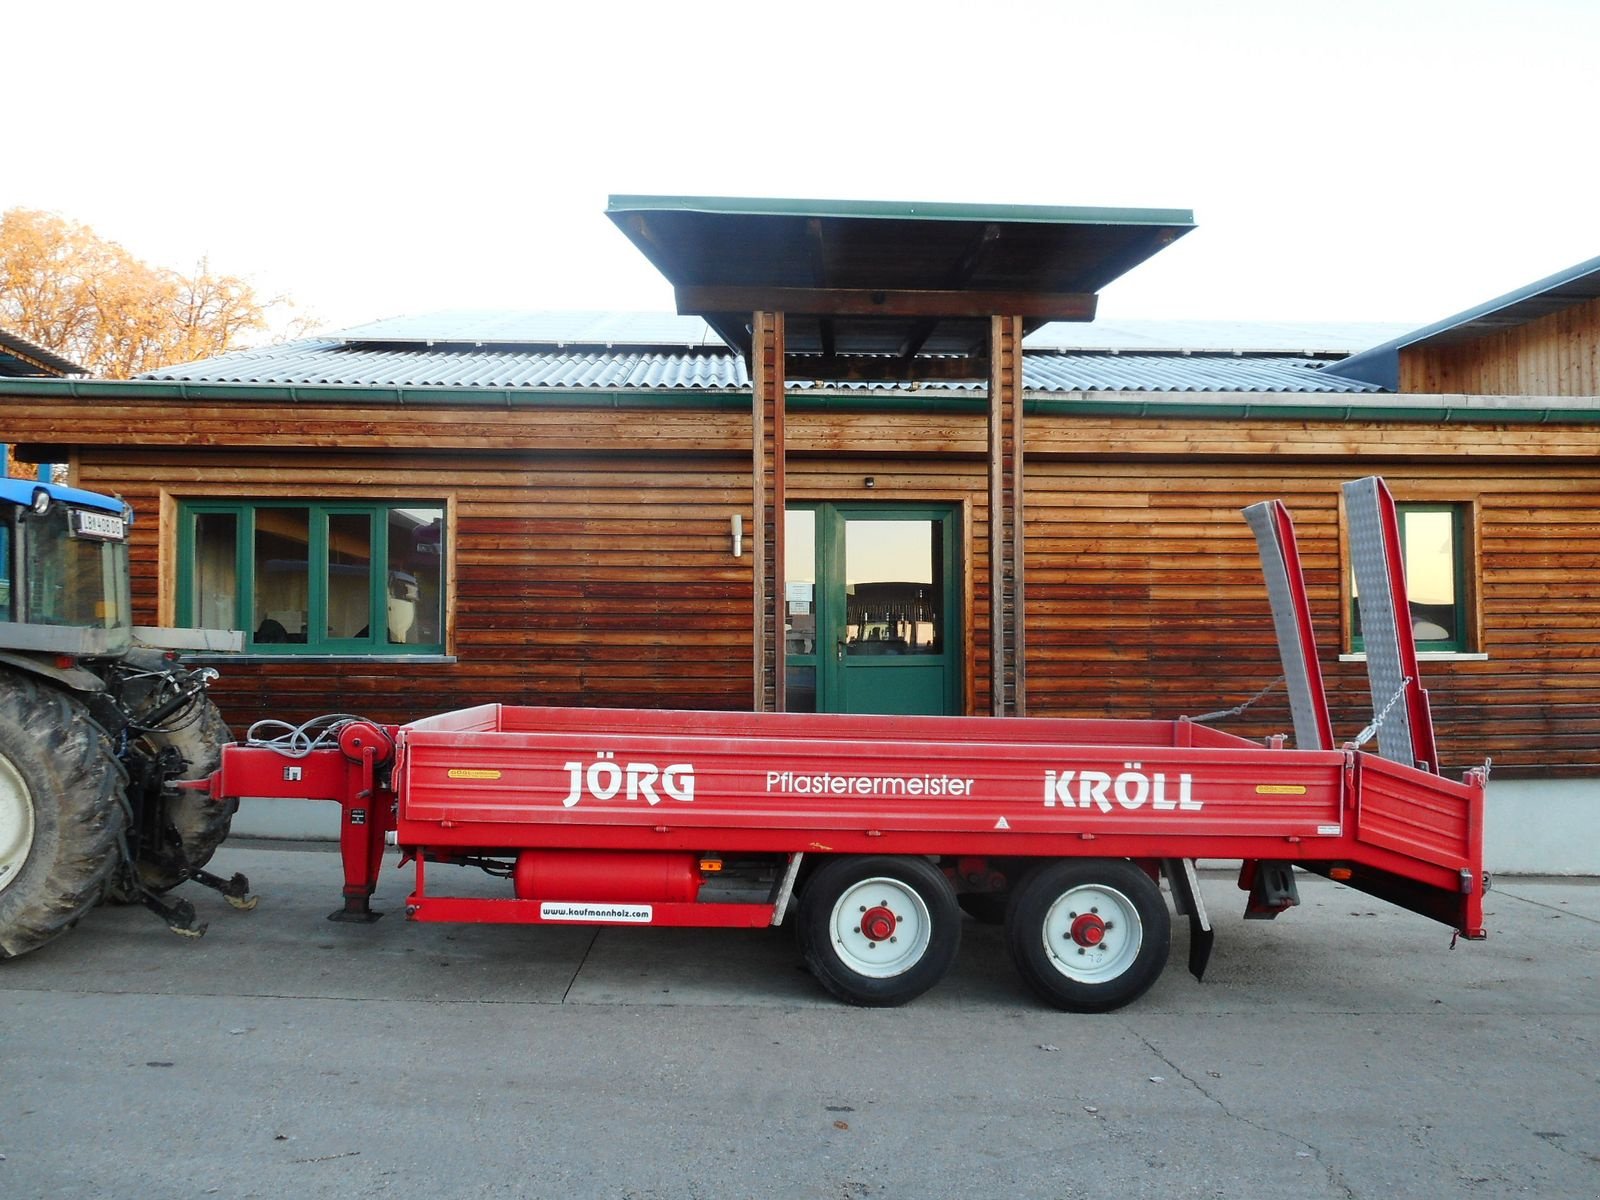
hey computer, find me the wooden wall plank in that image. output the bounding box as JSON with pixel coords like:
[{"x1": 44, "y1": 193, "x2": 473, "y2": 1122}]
[
  {"x1": 1401, "y1": 295, "x2": 1600, "y2": 396},
  {"x1": 26, "y1": 390, "x2": 1600, "y2": 778}
]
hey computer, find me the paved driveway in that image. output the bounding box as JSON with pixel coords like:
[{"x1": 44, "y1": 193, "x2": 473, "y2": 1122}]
[{"x1": 2, "y1": 845, "x2": 1596, "y2": 1199}]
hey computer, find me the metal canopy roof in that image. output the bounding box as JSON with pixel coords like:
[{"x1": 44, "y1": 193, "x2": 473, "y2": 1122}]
[{"x1": 606, "y1": 195, "x2": 1194, "y2": 380}]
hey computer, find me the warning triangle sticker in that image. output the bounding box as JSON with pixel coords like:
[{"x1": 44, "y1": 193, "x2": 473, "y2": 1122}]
[{"x1": 994, "y1": 816, "x2": 1011, "y2": 830}]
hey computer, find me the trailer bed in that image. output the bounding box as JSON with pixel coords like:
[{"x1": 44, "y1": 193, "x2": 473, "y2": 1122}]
[{"x1": 205, "y1": 478, "x2": 1488, "y2": 1010}]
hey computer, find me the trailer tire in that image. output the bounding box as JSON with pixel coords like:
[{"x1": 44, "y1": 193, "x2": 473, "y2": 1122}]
[
  {"x1": 119, "y1": 694, "x2": 236, "y2": 895},
  {"x1": 0, "y1": 675, "x2": 126, "y2": 959},
  {"x1": 797, "y1": 856, "x2": 960, "y2": 1007},
  {"x1": 1005, "y1": 858, "x2": 1170, "y2": 1013}
]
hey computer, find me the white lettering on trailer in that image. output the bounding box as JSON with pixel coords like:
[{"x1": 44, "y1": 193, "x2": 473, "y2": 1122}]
[
  {"x1": 540, "y1": 902, "x2": 653, "y2": 923},
  {"x1": 764, "y1": 770, "x2": 974, "y2": 798},
  {"x1": 1043, "y1": 763, "x2": 1200, "y2": 812},
  {"x1": 561, "y1": 752, "x2": 695, "y2": 808}
]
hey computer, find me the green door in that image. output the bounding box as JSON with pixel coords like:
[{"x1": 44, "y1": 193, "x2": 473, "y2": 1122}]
[{"x1": 784, "y1": 504, "x2": 960, "y2": 715}]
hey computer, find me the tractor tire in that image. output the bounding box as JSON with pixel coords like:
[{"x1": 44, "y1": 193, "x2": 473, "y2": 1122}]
[
  {"x1": 0, "y1": 674, "x2": 126, "y2": 959},
  {"x1": 122, "y1": 694, "x2": 236, "y2": 895}
]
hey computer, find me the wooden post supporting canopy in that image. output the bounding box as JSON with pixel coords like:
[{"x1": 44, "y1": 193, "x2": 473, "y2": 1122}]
[
  {"x1": 988, "y1": 314, "x2": 1026, "y2": 716},
  {"x1": 751, "y1": 310, "x2": 786, "y2": 712}
]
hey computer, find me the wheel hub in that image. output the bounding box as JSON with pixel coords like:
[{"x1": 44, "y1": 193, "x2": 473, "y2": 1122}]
[
  {"x1": 1042, "y1": 883, "x2": 1144, "y2": 985},
  {"x1": 826, "y1": 876, "x2": 934, "y2": 980},
  {"x1": 1069, "y1": 912, "x2": 1106, "y2": 947},
  {"x1": 860, "y1": 904, "x2": 897, "y2": 942},
  {"x1": 0, "y1": 753, "x2": 37, "y2": 896}
]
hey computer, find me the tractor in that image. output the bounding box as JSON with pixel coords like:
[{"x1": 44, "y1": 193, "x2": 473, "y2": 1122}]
[{"x1": 0, "y1": 477, "x2": 245, "y2": 959}]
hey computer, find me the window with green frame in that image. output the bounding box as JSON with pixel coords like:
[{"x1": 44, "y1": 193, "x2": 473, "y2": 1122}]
[
  {"x1": 178, "y1": 500, "x2": 446, "y2": 654},
  {"x1": 1351, "y1": 502, "x2": 1471, "y2": 653}
]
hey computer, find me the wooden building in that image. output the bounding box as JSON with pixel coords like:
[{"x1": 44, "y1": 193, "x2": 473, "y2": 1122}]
[
  {"x1": 2, "y1": 327, "x2": 84, "y2": 477},
  {"x1": 1, "y1": 200, "x2": 1596, "y2": 871}
]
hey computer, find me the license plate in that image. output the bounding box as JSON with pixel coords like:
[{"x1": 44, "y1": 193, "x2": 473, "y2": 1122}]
[{"x1": 71, "y1": 509, "x2": 127, "y2": 541}]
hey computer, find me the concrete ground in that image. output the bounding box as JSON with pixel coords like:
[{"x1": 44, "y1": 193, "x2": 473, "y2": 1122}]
[{"x1": 1, "y1": 845, "x2": 1596, "y2": 1200}]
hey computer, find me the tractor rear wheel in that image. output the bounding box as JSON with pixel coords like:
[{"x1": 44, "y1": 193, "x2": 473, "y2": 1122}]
[{"x1": 0, "y1": 674, "x2": 126, "y2": 959}]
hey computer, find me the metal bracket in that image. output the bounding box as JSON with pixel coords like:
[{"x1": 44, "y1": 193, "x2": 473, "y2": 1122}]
[
  {"x1": 768, "y1": 852, "x2": 805, "y2": 926},
  {"x1": 139, "y1": 891, "x2": 207, "y2": 940},
  {"x1": 1243, "y1": 860, "x2": 1301, "y2": 919},
  {"x1": 1163, "y1": 858, "x2": 1215, "y2": 981}
]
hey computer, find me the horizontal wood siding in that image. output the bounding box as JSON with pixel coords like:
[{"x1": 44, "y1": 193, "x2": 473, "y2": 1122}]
[
  {"x1": 1401, "y1": 296, "x2": 1600, "y2": 396},
  {"x1": 78, "y1": 448, "x2": 755, "y2": 727},
  {"x1": 1023, "y1": 462, "x2": 1600, "y2": 776},
  {"x1": 7, "y1": 398, "x2": 749, "y2": 454},
  {"x1": 5, "y1": 390, "x2": 1598, "y2": 777}
]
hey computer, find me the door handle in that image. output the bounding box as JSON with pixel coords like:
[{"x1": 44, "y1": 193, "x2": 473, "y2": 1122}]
[{"x1": 836, "y1": 640, "x2": 846, "y2": 663}]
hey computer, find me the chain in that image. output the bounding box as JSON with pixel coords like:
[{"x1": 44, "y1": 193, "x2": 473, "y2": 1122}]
[
  {"x1": 1190, "y1": 676, "x2": 1284, "y2": 725},
  {"x1": 1349, "y1": 677, "x2": 1412, "y2": 750}
]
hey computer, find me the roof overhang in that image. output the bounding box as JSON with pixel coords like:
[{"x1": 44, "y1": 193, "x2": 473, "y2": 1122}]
[
  {"x1": 1327, "y1": 254, "x2": 1600, "y2": 388},
  {"x1": 607, "y1": 195, "x2": 1194, "y2": 381},
  {"x1": 0, "y1": 328, "x2": 87, "y2": 378}
]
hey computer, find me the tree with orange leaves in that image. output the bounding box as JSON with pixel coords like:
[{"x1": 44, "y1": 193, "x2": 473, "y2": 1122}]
[{"x1": 0, "y1": 208, "x2": 308, "y2": 380}]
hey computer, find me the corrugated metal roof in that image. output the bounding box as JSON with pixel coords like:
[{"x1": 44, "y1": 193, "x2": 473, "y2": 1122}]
[
  {"x1": 333, "y1": 310, "x2": 726, "y2": 348},
  {"x1": 140, "y1": 342, "x2": 750, "y2": 389},
  {"x1": 1025, "y1": 318, "x2": 1415, "y2": 356},
  {"x1": 1, "y1": 327, "x2": 87, "y2": 377},
  {"x1": 323, "y1": 309, "x2": 1412, "y2": 359},
  {"x1": 1024, "y1": 354, "x2": 1375, "y2": 393},
  {"x1": 140, "y1": 338, "x2": 1378, "y2": 394}
]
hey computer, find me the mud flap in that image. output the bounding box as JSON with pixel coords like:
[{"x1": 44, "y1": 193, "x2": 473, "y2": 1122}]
[{"x1": 1163, "y1": 858, "x2": 1214, "y2": 981}]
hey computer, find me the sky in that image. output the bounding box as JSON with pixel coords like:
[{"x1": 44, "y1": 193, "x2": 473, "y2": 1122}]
[{"x1": 7, "y1": 0, "x2": 1599, "y2": 339}]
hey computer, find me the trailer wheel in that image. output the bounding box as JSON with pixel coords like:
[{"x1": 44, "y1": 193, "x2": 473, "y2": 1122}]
[
  {"x1": 1005, "y1": 859, "x2": 1170, "y2": 1013},
  {"x1": 122, "y1": 694, "x2": 235, "y2": 894},
  {"x1": 797, "y1": 856, "x2": 960, "y2": 1007},
  {"x1": 0, "y1": 675, "x2": 125, "y2": 959}
]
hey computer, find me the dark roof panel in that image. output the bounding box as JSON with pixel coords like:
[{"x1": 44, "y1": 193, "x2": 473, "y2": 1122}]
[
  {"x1": 606, "y1": 195, "x2": 1194, "y2": 370},
  {"x1": 0, "y1": 328, "x2": 87, "y2": 377}
]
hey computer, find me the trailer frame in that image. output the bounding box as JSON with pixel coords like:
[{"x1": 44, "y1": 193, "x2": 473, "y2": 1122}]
[{"x1": 201, "y1": 478, "x2": 1488, "y2": 1010}]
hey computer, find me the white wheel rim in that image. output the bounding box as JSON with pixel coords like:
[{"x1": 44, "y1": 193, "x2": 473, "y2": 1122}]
[
  {"x1": 0, "y1": 753, "x2": 36, "y2": 896},
  {"x1": 1040, "y1": 883, "x2": 1143, "y2": 984},
  {"x1": 828, "y1": 876, "x2": 933, "y2": 979}
]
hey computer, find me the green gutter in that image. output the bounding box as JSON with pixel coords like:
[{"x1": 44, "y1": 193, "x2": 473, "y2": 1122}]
[
  {"x1": 3, "y1": 377, "x2": 1597, "y2": 423},
  {"x1": 0, "y1": 376, "x2": 749, "y2": 411},
  {"x1": 606, "y1": 193, "x2": 1196, "y2": 229},
  {"x1": 1027, "y1": 393, "x2": 1600, "y2": 424}
]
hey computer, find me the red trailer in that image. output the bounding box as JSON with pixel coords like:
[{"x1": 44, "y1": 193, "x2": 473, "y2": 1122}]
[{"x1": 204, "y1": 479, "x2": 1487, "y2": 1011}]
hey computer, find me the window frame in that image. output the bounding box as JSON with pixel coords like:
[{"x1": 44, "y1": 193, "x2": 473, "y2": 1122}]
[
  {"x1": 1343, "y1": 496, "x2": 1480, "y2": 657},
  {"x1": 176, "y1": 498, "x2": 448, "y2": 656}
]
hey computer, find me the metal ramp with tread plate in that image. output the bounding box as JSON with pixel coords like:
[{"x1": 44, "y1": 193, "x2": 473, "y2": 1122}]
[{"x1": 1342, "y1": 476, "x2": 1440, "y2": 774}]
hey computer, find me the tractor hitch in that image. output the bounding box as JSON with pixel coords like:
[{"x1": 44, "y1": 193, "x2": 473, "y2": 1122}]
[
  {"x1": 139, "y1": 892, "x2": 208, "y2": 939},
  {"x1": 189, "y1": 866, "x2": 259, "y2": 911}
]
